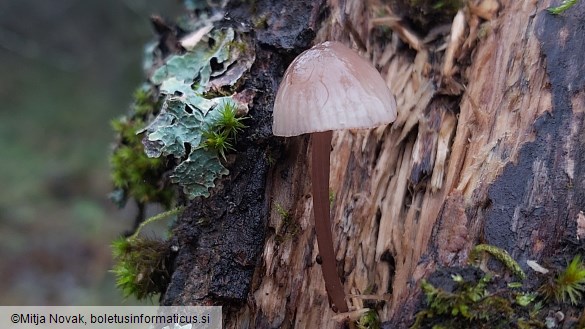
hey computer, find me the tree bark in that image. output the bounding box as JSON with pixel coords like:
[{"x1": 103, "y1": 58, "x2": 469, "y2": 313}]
[{"x1": 161, "y1": 0, "x2": 585, "y2": 328}]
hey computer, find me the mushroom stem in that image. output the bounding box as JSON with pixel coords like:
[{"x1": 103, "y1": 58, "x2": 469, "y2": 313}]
[{"x1": 311, "y1": 130, "x2": 349, "y2": 313}]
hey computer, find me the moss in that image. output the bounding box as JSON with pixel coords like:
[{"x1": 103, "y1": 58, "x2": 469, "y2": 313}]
[
  {"x1": 109, "y1": 84, "x2": 174, "y2": 208},
  {"x1": 412, "y1": 247, "x2": 585, "y2": 328},
  {"x1": 111, "y1": 236, "x2": 171, "y2": 300},
  {"x1": 477, "y1": 22, "x2": 492, "y2": 40},
  {"x1": 131, "y1": 86, "x2": 158, "y2": 116},
  {"x1": 539, "y1": 255, "x2": 585, "y2": 305},
  {"x1": 110, "y1": 116, "x2": 174, "y2": 207},
  {"x1": 202, "y1": 130, "x2": 233, "y2": 160},
  {"x1": 412, "y1": 272, "x2": 524, "y2": 329},
  {"x1": 357, "y1": 310, "x2": 381, "y2": 329},
  {"x1": 469, "y1": 244, "x2": 526, "y2": 280},
  {"x1": 201, "y1": 99, "x2": 248, "y2": 160},
  {"x1": 548, "y1": 0, "x2": 578, "y2": 15},
  {"x1": 273, "y1": 203, "x2": 300, "y2": 243},
  {"x1": 111, "y1": 207, "x2": 183, "y2": 300},
  {"x1": 228, "y1": 39, "x2": 249, "y2": 53},
  {"x1": 266, "y1": 151, "x2": 276, "y2": 166},
  {"x1": 274, "y1": 202, "x2": 289, "y2": 220},
  {"x1": 212, "y1": 100, "x2": 248, "y2": 138}
]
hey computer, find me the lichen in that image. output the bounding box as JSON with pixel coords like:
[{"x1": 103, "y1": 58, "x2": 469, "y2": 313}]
[
  {"x1": 141, "y1": 27, "x2": 252, "y2": 199},
  {"x1": 150, "y1": 28, "x2": 234, "y2": 87},
  {"x1": 109, "y1": 2, "x2": 257, "y2": 299}
]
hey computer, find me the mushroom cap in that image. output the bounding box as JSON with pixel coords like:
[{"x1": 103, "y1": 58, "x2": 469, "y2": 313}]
[{"x1": 272, "y1": 41, "x2": 397, "y2": 137}]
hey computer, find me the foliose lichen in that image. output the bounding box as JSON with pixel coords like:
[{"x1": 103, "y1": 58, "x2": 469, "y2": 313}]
[
  {"x1": 141, "y1": 27, "x2": 253, "y2": 199},
  {"x1": 109, "y1": 8, "x2": 255, "y2": 299},
  {"x1": 112, "y1": 21, "x2": 254, "y2": 203}
]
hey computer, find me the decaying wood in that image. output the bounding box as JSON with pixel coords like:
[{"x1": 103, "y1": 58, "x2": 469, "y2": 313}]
[
  {"x1": 162, "y1": 0, "x2": 585, "y2": 327},
  {"x1": 252, "y1": 0, "x2": 584, "y2": 327},
  {"x1": 160, "y1": 0, "x2": 326, "y2": 313}
]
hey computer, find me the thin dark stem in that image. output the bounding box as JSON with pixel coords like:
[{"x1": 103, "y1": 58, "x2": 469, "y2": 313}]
[{"x1": 311, "y1": 131, "x2": 349, "y2": 313}]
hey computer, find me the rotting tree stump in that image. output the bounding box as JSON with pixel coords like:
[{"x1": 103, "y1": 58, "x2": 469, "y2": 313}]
[{"x1": 160, "y1": 0, "x2": 585, "y2": 328}]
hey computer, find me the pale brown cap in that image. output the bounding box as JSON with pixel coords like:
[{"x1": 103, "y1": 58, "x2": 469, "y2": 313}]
[{"x1": 272, "y1": 41, "x2": 397, "y2": 137}]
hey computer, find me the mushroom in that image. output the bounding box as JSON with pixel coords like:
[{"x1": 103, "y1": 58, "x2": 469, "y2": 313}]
[{"x1": 272, "y1": 41, "x2": 397, "y2": 313}]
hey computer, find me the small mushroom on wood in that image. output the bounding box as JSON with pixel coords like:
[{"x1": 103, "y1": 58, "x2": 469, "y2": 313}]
[{"x1": 272, "y1": 41, "x2": 397, "y2": 313}]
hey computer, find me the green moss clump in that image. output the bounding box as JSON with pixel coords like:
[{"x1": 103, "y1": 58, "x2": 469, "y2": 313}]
[
  {"x1": 110, "y1": 116, "x2": 174, "y2": 207},
  {"x1": 548, "y1": 0, "x2": 578, "y2": 15},
  {"x1": 109, "y1": 86, "x2": 174, "y2": 208},
  {"x1": 539, "y1": 255, "x2": 585, "y2": 305},
  {"x1": 274, "y1": 202, "x2": 289, "y2": 220},
  {"x1": 111, "y1": 236, "x2": 171, "y2": 300},
  {"x1": 111, "y1": 207, "x2": 183, "y2": 300},
  {"x1": 213, "y1": 100, "x2": 247, "y2": 138},
  {"x1": 412, "y1": 274, "x2": 514, "y2": 328},
  {"x1": 252, "y1": 14, "x2": 269, "y2": 29},
  {"x1": 410, "y1": 269, "x2": 540, "y2": 329},
  {"x1": 357, "y1": 310, "x2": 381, "y2": 329},
  {"x1": 329, "y1": 189, "x2": 335, "y2": 207},
  {"x1": 132, "y1": 87, "x2": 157, "y2": 116},
  {"x1": 201, "y1": 100, "x2": 247, "y2": 160},
  {"x1": 469, "y1": 244, "x2": 526, "y2": 280},
  {"x1": 412, "y1": 247, "x2": 585, "y2": 328}
]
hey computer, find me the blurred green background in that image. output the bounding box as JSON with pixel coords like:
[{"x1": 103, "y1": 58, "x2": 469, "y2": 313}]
[{"x1": 0, "y1": 0, "x2": 182, "y2": 305}]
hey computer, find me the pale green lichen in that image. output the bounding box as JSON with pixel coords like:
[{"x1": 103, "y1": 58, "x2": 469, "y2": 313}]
[
  {"x1": 142, "y1": 27, "x2": 250, "y2": 199},
  {"x1": 151, "y1": 28, "x2": 234, "y2": 86},
  {"x1": 159, "y1": 78, "x2": 216, "y2": 115},
  {"x1": 143, "y1": 99, "x2": 207, "y2": 158},
  {"x1": 171, "y1": 149, "x2": 229, "y2": 198},
  {"x1": 110, "y1": 6, "x2": 255, "y2": 300}
]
